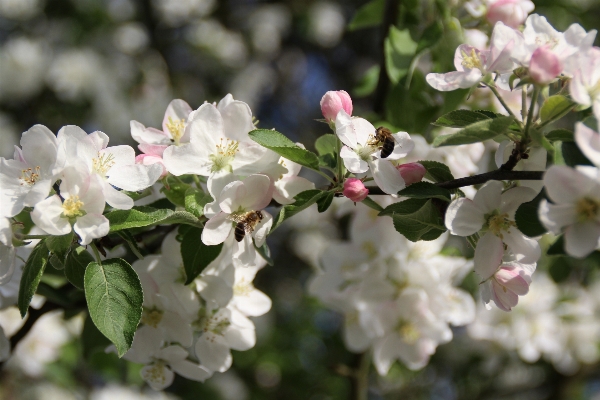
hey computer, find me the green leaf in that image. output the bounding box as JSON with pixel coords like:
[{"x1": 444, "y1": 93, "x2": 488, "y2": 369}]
[
  {"x1": 317, "y1": 191, "x2": 335, "y2": 213},
  {"x1": 432, "y1": 116, "x2": 514, "y2": 147},
  {"x1": 397, "y1": 182, "x2": 451, "y2": 202},
  {"x1": 348, "y1": 0, "x2": 385, "y2": 30},
  {"x1": 318, "y1": 153, "x2": 336, "y2": 170},
  {"x1": 46, "y1": 232, "x2": 74, "y2": 259},
  {"x1": 379, "y1": 199, "x2": 446, "y2": 241},
  {"x1": 65, "y1": 246, "x2": 95, "y2": 290},
  {"x1": 385, "y1": 26, "x2": 418, "y2": 84},
  {"x1": 18, "y1": 240, "x2": 50, "y2": 317},
  {"x1": 547, "y1": 236, "x2": 565, "y2": 256},
  {"x1": 271, "y1": 190, "x2": 326, "y2": 233},
  {"x1": 515, "y1": 191, "x2": 547, "y2": 237},
  {"x1": 315, "y1": 134, "x2": 338, "y2": 156},
  {"x1": 416, "y1": 21, "x2": 443, "y2": 54},
  {"x1": 185, "y1": 187, "x2": 212, "y2": 218},
  {"x1": 106, "y1": 206, "x2": 203, "y2": 232},
  {"x1": 161, "y1": 176, "x2": 191, "y2": 207},
  {"x1": 433, "y1": 110, "x2": 493, "y2": 128},
  {"x1": 248, "y1": 129, "x2": 320, "y2": 171},
  {"x1": 181, "y1": 227, "x2": 223, "y2": 285},
  {"x1": 361, "y1": 196, "x2": 384, "y2": 212},
  {"x1": 116, "y1": 230, "x2": 144, "y2": 260},
  {"x1": 354, "y1": 65, "x2": 380, "y2": 98},
  {"x1": 255, "y1": 243, "x2": 274, "y2": 266},
  {"x1": 540, "y1": 95, "x2": 574, "y2": 123},
  {"x1": 545, "y1": 129, "x2": 574, "y2": 142},
  {"x1": 84, "y1": 258, "x2": 143, "y2": 357},
  {"x1": 416, "y1": 161, "x2": 454, "y2": 183},
  {"x1": 562, "y1": 142, "x2": 593, "y2": 167}
]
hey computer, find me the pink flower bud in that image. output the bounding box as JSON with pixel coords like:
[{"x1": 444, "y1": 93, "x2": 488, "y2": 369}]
[
  {"x1": 396, "y1": 163, "x2": 426, "y2": 185},
  {"x1": 320, "y1": 90, "x2": 353, "y2": 122},
  {"x1": 486, "y1": 0, "x2": 534, "y2": 28},
  {"x1": 343, "y1": 178, "x2": 368, "y2": 202},
  {"x1": 529, "y1": 46, "x2": 562, "y2": 85},
  {"x1": 136, "y1": 154, "x2": 168, "y2": 178}
]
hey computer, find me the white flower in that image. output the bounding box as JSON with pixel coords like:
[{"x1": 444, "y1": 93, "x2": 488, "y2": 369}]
[
  {"x1": 31, "y1": 165, "x2": 109, "y2": 245},
  {"x1": 566, "y1": 47, "x2": 600, "y2": 120},
  {"x1": 0, "y1": 125, "x2": 60, "y2": 218},
  {"x1": 335, "y1": 110, "x2": 413, "y2": 194},
  {"x1": 270, "y1": 152, "x2": 315, "y2": 205},
  {"x1": 57, "y1": 126, "x2": 162, "y2": 210},
  {"x1": 202, "y1": 174, "x2": 274, "y2": 267},
  {"x1": 575, "y1": 122, "x2": 600, "y2": 167},
  {"x1": 539, "y1": 165, "x2": 600, "y2": 258},
  {"x1": 445, "y1": 181, "x2": 541, "y2": 267},
  {"x1": 228, "y1": 264, "x2": 272, "y2": 317}
]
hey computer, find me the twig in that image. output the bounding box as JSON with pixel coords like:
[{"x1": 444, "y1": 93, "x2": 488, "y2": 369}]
[{"x1": 372, "y1": 0, "x2": 401, "y2": 114}]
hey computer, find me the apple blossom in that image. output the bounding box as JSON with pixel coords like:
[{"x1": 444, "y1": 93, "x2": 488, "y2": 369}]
[
  {"x1": 343, "y1": 178, "x2": 368, "y2": 202},
  {"x1": 566, "y1": 47, "x2": 600, "y2": 120},
  {"x1": 320, "y1": 90, "x2": 353, "y2": 122},
  {"x1": 486, "y1": 0, "x2": 535, "y2": 28},
  {"x1": 529, "y1": 46, "x2": 562, "y2": 85},
  {"x1": 396, "y1": 163, "x2": 426, "y2": 185}
]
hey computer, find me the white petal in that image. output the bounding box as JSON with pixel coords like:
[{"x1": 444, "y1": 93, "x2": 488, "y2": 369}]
[
  {"x1": 444, "y1": 198, "x2": 485, "y2": 236},
  {"x1": 187, "y1": 103, "x2": 224, "y2": 142},
  {"x1": 162, "y1": 99, "x2": 193, "y2": 135},
  {"x1": 31, "y1": 195, "x2": 71, "y2": 236},
  {"x1": 341, "y1": 146, "x2": 368, "y2": 174},
  {"x1": 426, "y1": 70, "x2": 483, "y2": 91},
  {"x1": 252, "y1": 211, "x2": 272, "y2": 248},
  {"x1": 232, "y1": 235, "x2": 257, "y2": 268},
  {"x1": 473, "y1": 180, "x2": 503, "y2": 213},
  {"x1": 238, "y1": 174, "x2": 273, "y2": 211},
  {"x1": 74, "y1": 214, "x2": 109, "y2": 245},
  {"x1": 370, "y1": 159, "x2": 405, "y2": 194},
  {"x1": 544, "y1": 165, "x2": 597, "y2": 204},
  {"x1": 160, "y1": 312, "x2": 194, "y2": 347},
  {"x1": 473, "y1": 232, "x2": 504, "y2": 280},
  {"x1": 575, "y1": 122, "x2": 600, "y2": 168},
  {"x1": 383, "y1": 131, "x2": 415, "y2": 159},
  {"x1": 21, "y1": 125, "x2": 58, "y2": 173},
  {"x1": 564, "y1": 221, "x2": 600, "y2": 258},
  {"x1": 102, "y1": 181, "x2": 133, "y2": 210},
  {"x1": 335, "y1": 110, "x2": 357, "y2": 148},
  {"x1": 202, "y1": 212, "x2": 233, "y2": 245},
  {"x1": 141, "y1": 363, "x2": 174, "y2": 390},
  {"x1": 163, "y1": 142, "x2": 212, "y2": 176},
  {"x1": 107, "y1": 164, "x2": 162, "y2": 191},
  {"x1": 224, "y1": 310, "x2": 256, "y2": 350},
  {"x1": 503, "y1": 228, "x2": 541, "y2": 264},
  {"x1": 500, "y1": 186, "x2": 537, "y2": 218},
  {"x1": 194, "y1": 335, "x2": 232, "y2": 373},
  {"x1": 538, "y1": 201, "x2": 576, "y2": 234},
  {"x1": 234, "y1": 289, "x2": 272, "y2": 317},
  {"x1": 273, "y1": 176, "x2": 315, "y2": 205},
  {"x1": 171, "y1": 359, "x2": 212, "y2": 383},
  {"x1": 219, "y1": 99, "x2": 254, "y2": 142},
  {"x1": 197, "y1": 275, "x2": 233, "y2": 308}
]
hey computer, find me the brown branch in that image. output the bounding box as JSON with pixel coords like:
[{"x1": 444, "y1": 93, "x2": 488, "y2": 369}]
[{"x1": 372, "y1": 0, "x2": 401, "y2": 114}]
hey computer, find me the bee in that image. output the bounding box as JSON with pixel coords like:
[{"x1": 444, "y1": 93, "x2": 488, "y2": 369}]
[
  {"x1": 369, "y1": 126, "x2": 397, "y2": 159},
  {"x1": 232, "y1": 211, "x2": 264, "y2": 242}
]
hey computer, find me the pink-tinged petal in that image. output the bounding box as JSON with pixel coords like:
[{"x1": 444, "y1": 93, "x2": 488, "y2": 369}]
[
  {"x1": 494, "y1": 264, "x2": 530, "y2": 295},
  {"x1": 194, "y1": 335, "x2": 232, "y2": 373},
  {"x1": 575, "y1": 122, "x2": 600, "y2": 167},
  {"x1": 480, "y1": 281, "x2": 493, "y2": 310},
  {"x1": 170, "y1": 359, "x2": 212, "y2": 383},
  {"x1": 136, "y1": 154, "x2": 167, "y2": 178},
  {"x1": 321, "y1": 90, "x2": 353, "y2": 122},
  {"x1": 238, "y1": 174, "x2": 273, "y2": 211},
  {"x1": 445, "y1": 198, "x2": 485, "y2": 236},
  {"x1": 370, "y1": 158, "x2": 405, "y2": 195},
  {"x1": 487, "y1": 0, "x2": 534, "y2": 28},
  {"x1": 335, "y1": 110, "x2": 357, "y2": 148},
  {"x1": 503, "y1": 228, "x2": 541, "y2": 264},
  {"x1": 163, "y1": 142, "x2": 211, "y2": 176},
  {"x1": 538, "y1": 200, "x2": 576, "y2": 234},
  {"x1": 31, "y1": 195, "x2": 71, "y2": 236},
  {"x1": 74, "y1": 214, "x2": 109, "y2": 245},
  {"x1": 131, "y1": 120, "x2": 170, "y2": 145},
  {"x1": 341, "y1": 146, "x2": 368, "y2": 174},
  {"x1": 500, "y1": 186, "x2": 537, "y2": 218},
  {"x1": 252, "y1": 211, "x2": 272, "y2": 247},
  {"x1": 529, "y1": 46, "x2": 562, "y2": 85},
  {"x1": 473, "y1": 180, "x2": 503, "y2": 213},
  {"x1": 489, "y1": 22, "x2": 526, "y2": 69},
  {"x1": 138, "y1": 143, "x2": 168, "y2": 156},
  {"x1": 342, "y1": 178, "x2": 369, "y2": 202},
  {"x1": 544, "y1": 165, "x2": 596, "y2": 204},
  {"x1": 491, "y1": 280, "x2": 519, "y2": 311},
  {"x1": 102, "y1": 181, "x2": 133, "y2": 210},
  {"x1": 474, "y1": 232, "x2": 504, "y2": 280},
  {"x1": 397, "y1": 163, "x2": 426, "y2": 185},
  {"x1": 162, "y1": 99, "x2": 193, "y2": 136},
  {"x1": 202, "y1": 212, "x2": 233, "y2": 246},
  {"x1": 141, "y1": 364, "x2": 174, "y2": 391},
  {"x1": 273, "y1": 176, "x2": 315, "y2": 205},
  {"x1": 426, "y1": 70, "x2": 483, "y2": 91},
  {"x1": 20, "y1": 125, "x2": 57, "y2": 173},
  {"x1": 564, "y1": 221, "x2": 600, "y2": 258},
  {"x1": 107, "y1": 164, "x2": 162, "y2": 191}
]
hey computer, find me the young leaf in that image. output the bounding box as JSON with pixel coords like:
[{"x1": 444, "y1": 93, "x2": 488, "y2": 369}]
[
  {"x1": 317, "y1": 191, "x2": 335, "y2": 213},
  {"x1": 185, "y1": 187, "x2": 212, "y2": 218},
  {"x1": 385, "y1": 26, "x2": 418, "y2": 84},
  {"x1": 315, "y1": 134, "x2": 338, "y2": 156},
  {"x1": 181, "y1": 227, "x2": 223, "y2": 284},
  {"x1": 416, "y1": 21, "x2": 443, "y2": 54},
  {"x1": 432, "y1": 116, "x2": 514, "y2": 147},
  {"x1": 433, "y1": 109, "x2": 493, "y2": 128},
  {"x1": 271, "y1": 190, "x2": 326, "y2": 233},
  {"x1": 116, "y1": 230, "x2": 144, "y2": 260},
  {"x1": 379, "y1": 199, "x2": 446, "y2": 241},
  {"x1": 361, "y1": 196, "x2": 384, "y2": 212},
  {"x1": 540, "y1": 95, "x2": 574, "y2": 123},
  {"x1": 545, "y1": 129, "x2": 574, "y2": 142},
  {"x1": 84, "y1": 258, "x2": 143, "y2": 357},
  {"x1": 106, "y1": 206, "x2": 203, "y2": 232},
  {"x1": 248, "y1": 129, "x2": 320, "y2": 171},
  {"x1": 161, "y1": 176, "x2": 191, "y2": 207},
  {"x1": 515, "y1": 191, "x2": 547, "y2": 237},
  {"x1": 416, "y1": 160, "x2": 454, "y2": 183},
  {"x1": 18, "y1": 240, "x2": 50, "y2": 317},
  {"x1": 397, "y1": 182, "x2": 451, "y2": 202},
  {"x1": 65, "y1": 246, "x2": 95, "y2": 290},
  {"x1": 348, "y1": 0, "x2": 385, "y2": 31},
  {"x1": 46, "y1": 232, "x2": 74, "y2": 259}
]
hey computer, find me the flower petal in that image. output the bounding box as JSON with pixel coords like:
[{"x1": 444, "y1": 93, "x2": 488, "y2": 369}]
[
  {"x1": 473, "y1": 232, "x2": 504, "y2": 280},
  {"x1": 444, "y1": 198, "x2": 485, "y2": 236}
]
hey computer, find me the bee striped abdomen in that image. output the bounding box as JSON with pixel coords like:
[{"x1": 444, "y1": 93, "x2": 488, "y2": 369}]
[{"x1": 234, "y1": 222, "x2": 246, "y2": 242}]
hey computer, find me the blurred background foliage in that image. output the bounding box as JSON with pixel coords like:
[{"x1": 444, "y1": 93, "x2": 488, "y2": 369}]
[{"x1": 1, "y1": 0, "x2": 600, "y2": 399}]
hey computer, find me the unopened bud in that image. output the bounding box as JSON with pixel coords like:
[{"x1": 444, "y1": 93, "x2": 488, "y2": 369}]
[
  {"x1": 343, "y1": 178, "x2": 368, "y2": 202},
  {"x1": 486, "y1": 0, "x2": 534, "y2": 28},
  {"x1": 529, "y1": 46, "x2": 562, "y2": 85},
  {"x1": 136, "y1": 154, "x2": 168, "y2": 178},
  {"x1": 320, "y1": 90, "x2": 353, "y2": 122},
  {"x1": 397, "y1": 163, "x2": 426, "y2": 185}
]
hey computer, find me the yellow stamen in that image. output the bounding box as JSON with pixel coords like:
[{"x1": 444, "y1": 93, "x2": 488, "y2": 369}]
[
  {"x1": 487, "y1": 212, "x2": 515, "y2": 239},
  {"x1": 141, "y1": 308, "x2": 164, "y2": 328},
  {"x1": 461, "y1": 48, "x2": 483, "y2": 70},
  {"x1": 576, "y1": 197, "x2": 600, "y2": 222},
  {"x1": 397, "y1": 320, "x2": 420, "y2": 345},
  {"x1": 19, "y1": 166, "x2": 41, "y2": 186},
  {"x1": 62, "y1": 195, "x2": 84, "y2": 218},
  {"x1": 92, "y1": 152, "x2": 115, "y2": 176},
  {"x1": 209, "y1": 138, "x2": 239, "y2": 172},
  {"x1": 166, "y1": 117, "x2": 186, "y2": 145},
  {"x1": 233, "y1": 278, "x2": 253, "y2": 296}
]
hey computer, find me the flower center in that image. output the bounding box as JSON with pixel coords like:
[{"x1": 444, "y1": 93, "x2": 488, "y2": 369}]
[
  {"x1": 487, "y1": 212, "x2": 514, "y2": 238},
  {"x1": 461, "y1": 48, "x2": 483, "y2": 70},
  {"x1": 534, "y1": 36, "x2": 559, "y2": 50},
  {"x1": 209, "y1": 138, "x2": 239, "y2": 172},
  {"x1": 166, "y1": 117, "x2": 186, "y2": 146},
  {"x1": 141, "y1": 308, "x2": 164, "y2": 328},
  {"x1": 203, "y1": 314, "x2": 231, "y2": 336},
  {"x1": 92, "y1": 152, "x2": 115, "y2": 176},
  {"x1": 62, "y1": 195, "x2": 85, "y2": 218},
  {"x1": 233, "y1": 277, "x2": 253, "y2": 296},
  {"x1": 19, "y1": 166, "x2": 41, "y2": 186},
  {"x1": 396, "y1": 320, "x2": 420, "y2": 345},
  {"x1": 576, "y1": 197, "x2": 600, "y2": 222},
  {"x1": 356, "y1": 142, "x2": 376, "y2": 161},
  {"x1": 142, "y1": 361, "x2": 168, "y2": 386}
]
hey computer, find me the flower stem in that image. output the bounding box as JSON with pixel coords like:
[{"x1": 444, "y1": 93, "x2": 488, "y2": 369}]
[
  {"x1": 487, "y1": 84, "x2": 520, "y2": 124},
  {"x1": 524, "y1": 86, "x2": 540, "y2": 141},
  {"x1": 90, "y1": 242, "x2": 103, "y2": 264},
  {"x1": 354, "y1": 351, "x2": 371, "y2": 400}
]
